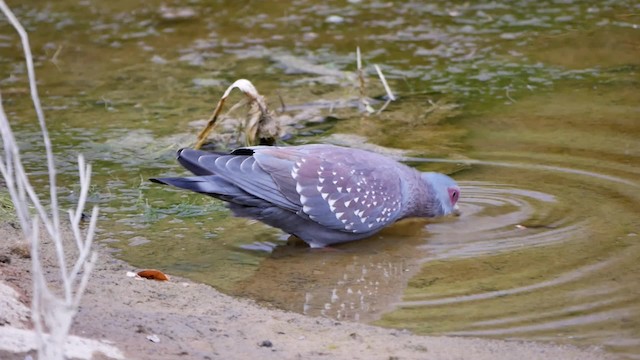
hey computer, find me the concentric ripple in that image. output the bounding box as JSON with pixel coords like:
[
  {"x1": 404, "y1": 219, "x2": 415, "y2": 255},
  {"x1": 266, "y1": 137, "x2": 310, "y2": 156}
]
[
  {"x1": 425, "y1": 180, "x2": 587, "y2": 260},
  {"x1": 380, "y1": 161, "x2": 640, "y2": 358}
]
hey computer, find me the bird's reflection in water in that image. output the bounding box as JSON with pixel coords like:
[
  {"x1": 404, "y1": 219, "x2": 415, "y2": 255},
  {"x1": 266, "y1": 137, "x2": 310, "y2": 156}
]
[{"x1": 234, "y1": 219, "x2": 433, "y2": 322}]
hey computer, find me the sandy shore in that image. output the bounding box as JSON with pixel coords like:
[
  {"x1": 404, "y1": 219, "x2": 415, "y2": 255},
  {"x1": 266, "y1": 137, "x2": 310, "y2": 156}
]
[{"x1": 0, "y1": 221, "x2": 613, "y2": 360}]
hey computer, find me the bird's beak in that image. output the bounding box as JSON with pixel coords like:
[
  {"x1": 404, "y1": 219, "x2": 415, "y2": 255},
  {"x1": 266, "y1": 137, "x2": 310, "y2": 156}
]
[{"x1": 453, "y1": 203, "x2": 461, "y2": 216}]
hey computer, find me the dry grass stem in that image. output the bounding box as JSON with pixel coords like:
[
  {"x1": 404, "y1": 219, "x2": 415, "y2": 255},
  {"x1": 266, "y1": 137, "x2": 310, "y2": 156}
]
[
  {"x1": 374, "y1": 64, "x2": 396, "y2": 101},
  {"x1": 354, "y1": 48, "x2": 395, "y2": 114},
  {"x1": 0, "y1": 2, "x2": 99, "y2": 359}
]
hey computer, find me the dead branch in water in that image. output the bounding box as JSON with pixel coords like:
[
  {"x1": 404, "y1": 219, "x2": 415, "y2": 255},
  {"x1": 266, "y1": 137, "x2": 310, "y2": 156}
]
[
  {"x1": 195, "y1": 49, "x2": 397, "y2": 148},
  {"x1": 194, "y1": 79, "x2": 279, "y2": 149}
]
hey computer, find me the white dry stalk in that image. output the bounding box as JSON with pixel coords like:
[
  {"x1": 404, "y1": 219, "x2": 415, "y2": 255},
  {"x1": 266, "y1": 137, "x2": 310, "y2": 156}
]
[
  {"x1": 374, "y1": 64, "x2": 396, "y2": 102},
  {"x1": 356, "y1": 47, "x2": 374, "y2": 114},
  {"x1": 374, "y1": 64, "x2": 395, "y2": 115},
  {"x1": 0, "y1": 2, "x2": 99, "y2": 360},
  {"x1": 354, "y1": 48, "x2": 395, "y2": 114}
]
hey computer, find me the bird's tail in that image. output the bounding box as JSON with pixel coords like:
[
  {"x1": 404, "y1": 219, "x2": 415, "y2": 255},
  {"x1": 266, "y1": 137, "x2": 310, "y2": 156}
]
[
  {"x1": 149, "y1": 175, "x2": 239, "y2": 196},
  {"x1": 149, "y1": 176, "x2": 268, "y2": 207}
]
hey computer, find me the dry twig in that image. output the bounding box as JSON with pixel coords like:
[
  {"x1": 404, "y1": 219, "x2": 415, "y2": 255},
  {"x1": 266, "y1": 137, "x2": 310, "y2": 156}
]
[
  {"x1": 0, "y1": 2, "x2": 99, "y2": 359},
  {"x1": 194, "y1": 79, "x2": 278, "y2": 149}
]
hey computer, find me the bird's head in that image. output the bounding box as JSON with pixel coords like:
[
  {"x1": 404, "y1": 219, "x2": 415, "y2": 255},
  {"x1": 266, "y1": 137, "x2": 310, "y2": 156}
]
[{"x1": 421, "y1": 172, "x2": 461, "y2": 216}]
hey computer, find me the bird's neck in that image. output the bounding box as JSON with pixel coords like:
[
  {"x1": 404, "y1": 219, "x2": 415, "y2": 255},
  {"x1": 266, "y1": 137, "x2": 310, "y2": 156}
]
[{"x1": 399, "y1": 169, "x2": 428, "y2": 218}]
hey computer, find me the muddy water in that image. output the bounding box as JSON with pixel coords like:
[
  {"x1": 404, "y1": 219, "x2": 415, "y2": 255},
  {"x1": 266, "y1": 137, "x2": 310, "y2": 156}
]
[{"x1": 1, "y1": 1, "x2": 638, "y2": 358}]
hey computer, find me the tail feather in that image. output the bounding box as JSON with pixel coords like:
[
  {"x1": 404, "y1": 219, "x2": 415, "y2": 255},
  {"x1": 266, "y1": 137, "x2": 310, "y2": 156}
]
[
  {"x1": 150, "y1": 175, "x2": 239, "y2": 196},
  {"x1": 150, "y1": 175, "x2": 269, "y2": 208}
]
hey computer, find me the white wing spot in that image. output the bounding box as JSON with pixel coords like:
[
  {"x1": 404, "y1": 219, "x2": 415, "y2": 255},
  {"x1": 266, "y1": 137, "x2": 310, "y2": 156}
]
[
  {"x1": 335, "y1": 212, "x2": 344, "y2": 219},
  {"x1": 333, "y1": 179, "x2": 338, "y2": 185},
  {"x1": 328, "y1": 198, "x2": 338, "y2": 212},
  {"x1": 344, "y1": 200, "x2": 352, "y2": 207},
  {"x1": 321, "y1": 192, "x2": 329, "y2": 200},
  {"x1": 346, "y1": 187, "x2": 352, "y2": 193},
  {"x1": 303, "y1": 205, "x2": 312, "y2": 213},
  {"x1": 319, "y1": 177, "x2": 326, "y2": 184},
  {"x1": 337, "y1": 186, "x2": 343, "y2": 192}
]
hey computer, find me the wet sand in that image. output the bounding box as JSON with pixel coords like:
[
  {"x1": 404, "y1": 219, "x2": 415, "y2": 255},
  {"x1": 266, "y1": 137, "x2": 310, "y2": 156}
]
[{"x1": 0, "y1": 222, "x2": 612, "y2": 360}]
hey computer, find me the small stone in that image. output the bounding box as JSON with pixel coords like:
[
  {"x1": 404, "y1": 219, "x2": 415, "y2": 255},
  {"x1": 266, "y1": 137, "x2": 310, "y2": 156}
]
[
  {"x1": 146, "y1": 334, "x2": 160, "y2": 343},
  {"x1": 259, "y1": 340, "x2": 273, "y2": 347},
  {"x1": 0, "y1": 254, "x2": 10, "y2": 264},
  {"x1": 9, "y1": 245, "x2": 30, "y2": 259},
  {"x1": 325, "y1": 15, "x2": 344, "y2": 24},
  {"x1": 151, "y1": 55, "x2": 168, "y2": 65},
  {"x1": 159, "y1": 6, "x2": 197, "y2": 21},
  {"x1": 128, "y1": 236, "x2": 150, "y2": 246},
  {"x1": 192, "y1": 78, "x2": 222, "y2": 88}
]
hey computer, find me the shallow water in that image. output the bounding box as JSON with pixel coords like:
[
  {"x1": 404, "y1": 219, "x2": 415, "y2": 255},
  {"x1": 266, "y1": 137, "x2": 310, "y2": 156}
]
[{"x1": 1, "y1": 0, "x2": 639, "y2": 358}]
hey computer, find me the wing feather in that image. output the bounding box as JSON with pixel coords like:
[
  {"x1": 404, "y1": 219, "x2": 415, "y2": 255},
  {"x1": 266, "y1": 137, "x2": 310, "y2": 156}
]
[
  {"x1": 290, "y1": 145, "x2": 406, "y2": 233},
  {"x1": 197, "y1": 153, "x2": 300, "y2": 212}
]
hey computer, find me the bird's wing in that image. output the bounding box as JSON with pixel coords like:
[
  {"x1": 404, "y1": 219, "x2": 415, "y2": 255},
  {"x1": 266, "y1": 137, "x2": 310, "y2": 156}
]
[
  {"x1": 256, "y1": 145, "x2": 406, "y2": 233},
  {"x1": 194, "y1": 150, "x2": 301, "y2": 212},
  {"x1": 176, "y1": 148, "x2": 219, "y2": 175}
]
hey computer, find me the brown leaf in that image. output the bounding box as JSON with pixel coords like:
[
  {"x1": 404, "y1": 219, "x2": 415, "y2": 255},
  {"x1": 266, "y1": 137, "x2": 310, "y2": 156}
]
[{"x1": 137, "y1": 269, "x2": 170, "y2": 281}]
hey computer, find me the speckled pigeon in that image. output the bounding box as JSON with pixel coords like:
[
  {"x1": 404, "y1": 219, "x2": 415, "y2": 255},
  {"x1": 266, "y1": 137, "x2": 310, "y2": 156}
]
[{"x1": 150, "y1": 144, "x2": 460, "y2": 248}]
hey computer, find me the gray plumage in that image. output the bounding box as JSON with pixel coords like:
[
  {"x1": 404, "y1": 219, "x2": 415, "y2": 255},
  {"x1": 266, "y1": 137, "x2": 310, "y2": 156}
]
[{"x1": 150, "y1": 144, "x2": 460, "y2": 248}]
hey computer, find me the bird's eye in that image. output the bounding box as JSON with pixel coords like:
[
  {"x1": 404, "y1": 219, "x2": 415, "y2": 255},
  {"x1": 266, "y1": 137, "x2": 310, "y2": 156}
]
[{"x1": 448, "y1": 189, "x2": 459, "y2": 204}]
